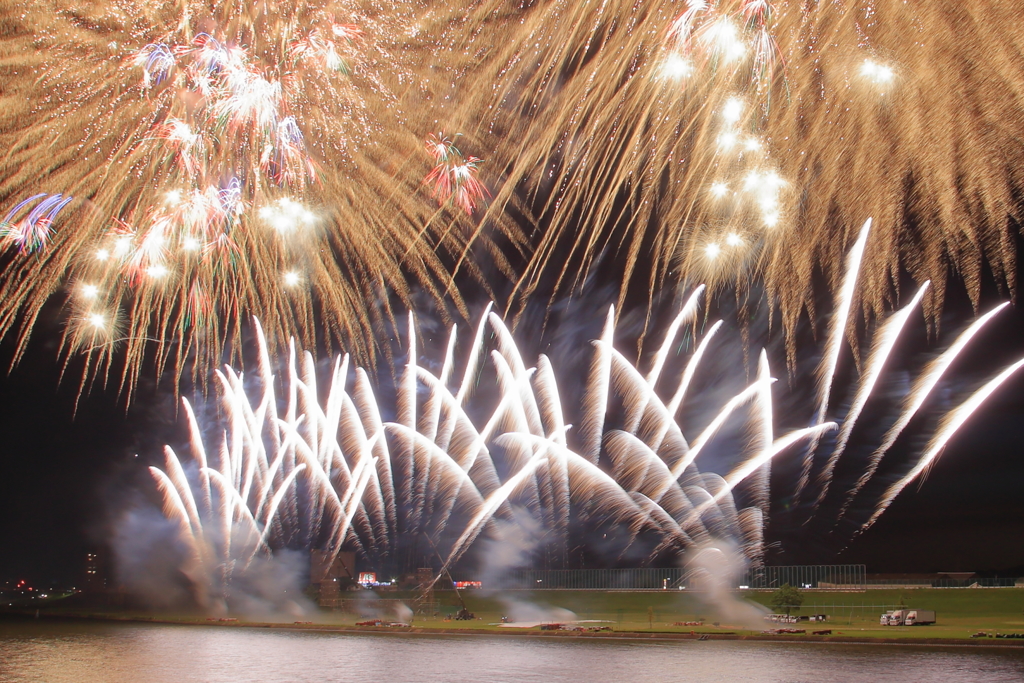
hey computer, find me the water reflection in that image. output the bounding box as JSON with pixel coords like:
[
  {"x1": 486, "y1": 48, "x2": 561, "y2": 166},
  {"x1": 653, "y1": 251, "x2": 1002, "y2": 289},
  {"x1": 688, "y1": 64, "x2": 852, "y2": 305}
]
[{"x1": 1, "y1": 620, "x2": 1023, "y2": 683}]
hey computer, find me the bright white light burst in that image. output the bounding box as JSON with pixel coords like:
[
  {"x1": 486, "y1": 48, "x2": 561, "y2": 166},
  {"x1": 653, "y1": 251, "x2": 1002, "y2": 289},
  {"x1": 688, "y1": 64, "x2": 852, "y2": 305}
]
[
  {"x1": 259, "y1": 198, "x2": 316, "y2": 233},
  {"x1": 861, "y1": 59, "x2": 894, "y2": 84}
]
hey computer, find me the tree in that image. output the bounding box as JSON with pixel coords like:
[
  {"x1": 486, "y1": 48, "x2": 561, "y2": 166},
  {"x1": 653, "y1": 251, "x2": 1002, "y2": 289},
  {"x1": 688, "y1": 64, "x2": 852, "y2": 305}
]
[{"x1": 770, "y1": 583, "x2": 804, "y2": 615}]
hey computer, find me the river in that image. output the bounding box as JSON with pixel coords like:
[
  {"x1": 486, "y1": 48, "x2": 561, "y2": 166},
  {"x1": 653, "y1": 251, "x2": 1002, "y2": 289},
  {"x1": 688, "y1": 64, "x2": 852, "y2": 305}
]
[{"x1": 1, "y1": 619, "x2": 1023, "y2": 682}]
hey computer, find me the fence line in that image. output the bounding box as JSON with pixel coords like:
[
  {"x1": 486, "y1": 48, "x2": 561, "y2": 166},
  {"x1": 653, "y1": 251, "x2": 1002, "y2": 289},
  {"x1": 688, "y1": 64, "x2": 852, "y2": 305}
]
[
  {"x1": 740, "y1": 565, "x2": 866, "y2": 590},
  {"x1": 864, "y1": 578, "x2": 1020, "y2": 588},
  {"x1": 460, "y1": 567, "x2": 1024, "y2": 590},
  {"x1": 469, "y1": 565, "x2": 867, "y2": 590}
]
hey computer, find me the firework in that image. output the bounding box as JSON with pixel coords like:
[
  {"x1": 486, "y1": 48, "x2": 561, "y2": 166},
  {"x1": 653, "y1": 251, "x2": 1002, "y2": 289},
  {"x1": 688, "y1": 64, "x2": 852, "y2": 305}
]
[
  {"x1": 0, "y1": 193, "x2": 73, "y2": 253},
  {"x1": 423, "y1": 133, "x2": 489, "y2": 214},
  {"x1": 0, "y1": 0, "x2": 495, "y2": 393},
  {"x1": 4, "y1": 0, "x2": 1024, "y2": 397},
  {"x1": 149, "y1": 240, "x2": 1021, "y2": 605},
  {"x1": 427, "y1": 0, "x2": 1024, "y2": 325},
  {"x1": 153, "y1": 309, "x2": 788, "y2": 602}
]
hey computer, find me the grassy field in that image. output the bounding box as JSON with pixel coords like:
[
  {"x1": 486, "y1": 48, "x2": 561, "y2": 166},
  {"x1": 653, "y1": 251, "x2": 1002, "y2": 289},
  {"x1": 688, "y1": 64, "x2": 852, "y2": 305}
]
[
  {"x1": 413, "y1": 588, "x2": 1024, "y2": 640},
  {"x1": 18, "y1": 588, "x2": 1024, "y2": 641}
]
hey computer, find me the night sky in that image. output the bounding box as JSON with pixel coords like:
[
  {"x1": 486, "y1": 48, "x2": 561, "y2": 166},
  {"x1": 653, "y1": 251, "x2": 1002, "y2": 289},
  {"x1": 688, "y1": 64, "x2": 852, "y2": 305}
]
[
  {"x1": 0, "y1": 304, "x2": 180, "y2": 587},
  {"x1": 2, "y1": 268, "x2": 1024, "y2": 588}
]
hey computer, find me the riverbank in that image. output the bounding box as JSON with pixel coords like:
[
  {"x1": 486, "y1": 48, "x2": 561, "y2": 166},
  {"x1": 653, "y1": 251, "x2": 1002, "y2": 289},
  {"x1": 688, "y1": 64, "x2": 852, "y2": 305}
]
[
  {"x1": 5, "y1": 611, "x2": 1024, "y2": 649},
  {"x1": 8, "y1": 586, "x2": 1024, "y2": 646}
]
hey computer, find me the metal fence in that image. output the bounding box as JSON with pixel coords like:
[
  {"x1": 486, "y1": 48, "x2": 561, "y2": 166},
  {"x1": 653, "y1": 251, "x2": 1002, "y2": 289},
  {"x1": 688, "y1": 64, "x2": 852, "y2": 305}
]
[
  {"x1": 741, "y1": 564, "x2": 866, "y2": 590},
  {"x1": 493, "y1": 568, "x2": 687, "y2": 590},
  {"x1": 473, "y1": 564, "x2": 866, "y2": 590},
  {"x1": 864, "y1": 577, "x2": 1020, "y2": 588}
]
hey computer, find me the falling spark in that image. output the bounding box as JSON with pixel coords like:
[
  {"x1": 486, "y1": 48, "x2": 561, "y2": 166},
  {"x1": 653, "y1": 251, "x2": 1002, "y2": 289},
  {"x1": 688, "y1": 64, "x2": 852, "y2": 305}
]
[
  {"x1": 795, "y1": 218, "x2": 871, "y2": 500},
  {"x1": 862, "y1": 358, "x2": 1024, "y2": 533},
  {"x1": 813, "y1": 281, "x2": 930, "y2": 509},
  {"x1": 838, "y1": 302, "x2": 1011, "y2": 520},
  {"x1": 146, "y1": 258, "x2": 1017, "y2": 604}
]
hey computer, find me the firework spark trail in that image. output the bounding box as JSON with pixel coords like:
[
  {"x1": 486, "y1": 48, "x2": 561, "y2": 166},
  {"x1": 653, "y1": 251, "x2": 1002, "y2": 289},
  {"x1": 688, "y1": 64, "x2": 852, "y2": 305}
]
[
  {"x1": 413, "y1": 369, "x2": 497, "y2": 481},
  {"x1": 603, "y1": 430, "x2": 711, "y2": 545},
  {"x1": 400, "y1": 313, "x2": 424, "y2": 531},
  {"x1": 601, "y1": 342, "x2": 697, "y2": 481},
  {"x1": 440, "y1": 439, "x2": 548, "y2": 572},
  {"x1": 339, "y1": 400, "x2": 390, "y2": 550},
  {"x1": 149, "y1": 465, "x2": 204, "y2": 565},
  {"x1": 812, "y1": 281, "x2": 930, "y2": 510},
  {"x1": 795, "y1": 218, "x2": 871, "y2": 502},
  {"x1": 534, "y1": 357, "x2": 571, "y2": 539},
  {"x1": 671, "y1": 379, "x2": 763, "y2": 479},
  {"x1": 499, "y1": 432, "x2": 661, "y2": 551},
  {"x1": 427, "y1": 0, "x2": 1024, "y2": 335},
  {"x1": 837, "y1": 302, "x2": 1011, "y2": 521},
  {"x1": 633, "y1": 492, "x2": 696, "y2": 555},
  {"x1": 751, "y1": 350, "x2": 774, "y2": 517},
  {"x1": 323, "y1": 454, "x2": 376, "y2": 571},
  {"x1": 353, "y1": 368, "x2": 398, "y2": 536},
  {"x1": 489, "y1": 312, "x2": 546, "y2": 437},
  {"x1": 449, "y1": 0, "x2": 795, "y2": 312},
  {"x1": 861, "y1": 357, "x2": 1024, "y2": 534},
  {"x1": 580, "y1": 307, "x2": 616, "y2": 464},
  {"x1": 5, "y1": 0, "x2": 1024, "y2": 404},
  {"x1": 415, "y1": 367, "x2": 507, "y2": 539},
  {"x1": 0, "y1": 0, "x2": 502, "y2": 394},
  {"x1": 256, "y1": 464, "x2": 310, "y2": 552},
  {"x1": 647, "y1": 319, "x2": 724, "y2": 454},
  {"x1": 625, "y1": 285, "x2": 707, "y2": 435},
  {"x1": 422, "y1": 327, "x2": 460, "y2": 446},
  {"x1": 488, "y1": 349, "x2": 551, "y2": 526},
  {"x1": 605, "y1": 430, "x2": 684, "y2": 505},
  {"x1": 145, "y1": 228, "x2": 1018, "y2": 604},
  {"x1": 181, "y1": 398, "x2": 213, "y2": 519},
  {"x1": 644, "y1": 285, "x2": 707, "y2": 389},
  {"x1": 148, "y1": 299, "x2": 780, "y2": 599},
  {"x1": 0, "y1": 193, "x2": 74, "y2": 253},
  {"x1": 716, "y1": 423, "x2": 839, "y2": 510}
]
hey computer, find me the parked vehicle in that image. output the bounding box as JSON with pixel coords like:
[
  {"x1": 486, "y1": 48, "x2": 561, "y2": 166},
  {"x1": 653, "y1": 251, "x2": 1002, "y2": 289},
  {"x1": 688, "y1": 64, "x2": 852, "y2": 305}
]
[
  {"x1": 880, "y1": 609, "x2": 936, "y2": 626},
  {"x1": 881, "y1": 610, "x2": 907, "y2": 625},
  {"x1": 764, "y1": 614, "x2": 799, "y2": 624},
  {"x1": 905, "y1": 610, "x2": 936, "y2": 625}
]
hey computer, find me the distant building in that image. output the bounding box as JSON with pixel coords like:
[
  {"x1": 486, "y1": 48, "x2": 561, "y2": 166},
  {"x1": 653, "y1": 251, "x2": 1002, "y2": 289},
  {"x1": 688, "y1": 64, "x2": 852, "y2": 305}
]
[
  {"x1": 84, "y1": 551, "x2": 107, "y2": 591},
  {"x1": 80, "y1": 550, "x2": 127, "y2": 607}
]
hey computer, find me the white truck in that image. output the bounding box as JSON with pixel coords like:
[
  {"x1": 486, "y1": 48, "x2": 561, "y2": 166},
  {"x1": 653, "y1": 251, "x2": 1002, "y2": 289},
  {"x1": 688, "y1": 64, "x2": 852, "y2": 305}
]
[
  {"x1": 905, "y1": 610, "x2": 936, "y2": 625},
  {"x1": 880, "y1": 609, "x2": 936, "y2": 626}
]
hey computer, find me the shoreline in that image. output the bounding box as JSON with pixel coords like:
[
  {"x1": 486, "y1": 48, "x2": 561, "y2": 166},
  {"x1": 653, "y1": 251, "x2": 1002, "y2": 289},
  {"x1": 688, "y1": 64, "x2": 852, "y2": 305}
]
[{"x1": 7, "y1": 612, "x2": 1024, "y2": 649}]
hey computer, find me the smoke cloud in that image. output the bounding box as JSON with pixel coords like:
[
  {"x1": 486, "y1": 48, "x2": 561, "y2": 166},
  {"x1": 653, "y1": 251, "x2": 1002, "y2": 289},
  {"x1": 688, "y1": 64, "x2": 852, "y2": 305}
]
[
  {"x1": 113, "y1": 495, "x2": 314, "y2": 618},
  {"x1": 475, "y1": 509, "x2": 579, "y2": 625},
  {"x1": 685, "y1": 539, "x2": 767, "y2": 629}
]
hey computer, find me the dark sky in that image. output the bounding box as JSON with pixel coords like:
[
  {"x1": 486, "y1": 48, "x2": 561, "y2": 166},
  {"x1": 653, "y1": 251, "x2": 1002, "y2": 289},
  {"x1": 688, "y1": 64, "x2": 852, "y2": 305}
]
[
  {"x1": 0, "y1": 309, "x2": 181, "y2": 587},
  {"x1": 2, "y1": 277, "x2": 1024, "y2": 588}
]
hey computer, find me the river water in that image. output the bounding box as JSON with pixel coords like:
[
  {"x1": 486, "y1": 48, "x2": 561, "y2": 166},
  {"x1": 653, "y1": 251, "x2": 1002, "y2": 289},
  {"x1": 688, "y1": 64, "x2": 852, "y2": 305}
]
[{"x1": 1, "y1": 619, "x2": 1023, "y2": 682}]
